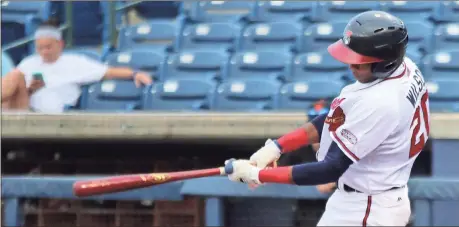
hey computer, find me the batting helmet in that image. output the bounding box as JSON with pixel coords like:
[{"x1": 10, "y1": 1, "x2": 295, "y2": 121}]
[{"x1": 327, "y1": 11, "x2": 408, "y2": 79}]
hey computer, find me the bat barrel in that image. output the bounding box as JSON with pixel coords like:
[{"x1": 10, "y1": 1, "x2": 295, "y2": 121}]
[
  {"x1": 73, "y1": 175, "x2": 154, "y2": 197},
  {"x1": 73, "y1": 168, "x2": 225, "y2": 197}
]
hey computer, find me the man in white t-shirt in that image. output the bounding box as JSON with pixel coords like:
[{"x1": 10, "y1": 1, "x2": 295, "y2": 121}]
[{"x1": 1, "y1": 19, "x2": 152, "y2": 113}]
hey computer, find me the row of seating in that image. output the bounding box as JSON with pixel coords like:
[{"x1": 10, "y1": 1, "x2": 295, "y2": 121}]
[
  {"x1": 117, "y1": 20, "x2": 459, "y2": 61},
  {"x1": 79, "y1": 76, "x2": 459, "y2": 113},
  {"x1": 181, "y1": 1, "x2": 459, "y2": 24},
  {"x1": 101, "y1": 49, "x2": 458, "y2": 82}
]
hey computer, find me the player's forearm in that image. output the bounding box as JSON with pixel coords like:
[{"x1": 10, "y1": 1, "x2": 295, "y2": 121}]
[
  {"x1": 104, "y1": 67, "x2": 135, "y2": 79},
  {"x1": 274, "y1": 113, "x2": 326, "y2": 153}
]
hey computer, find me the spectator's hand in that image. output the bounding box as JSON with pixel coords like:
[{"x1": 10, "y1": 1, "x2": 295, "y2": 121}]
[
  {"x1": 134, "y1": 72, "x2": 153, "y2": 87},
  {"x1": 28, "y1": 79, "x2": 45, "y2": 94}
]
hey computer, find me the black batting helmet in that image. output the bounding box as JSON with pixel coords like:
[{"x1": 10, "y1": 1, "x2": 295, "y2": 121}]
[{"x1": 327, "y1": 11, "x2": 408, "y2": 79}]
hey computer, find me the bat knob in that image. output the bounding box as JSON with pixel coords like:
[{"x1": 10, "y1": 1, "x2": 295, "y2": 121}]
[{"x1": 224, "y1": 158, "x2": 236, "y2": 174}]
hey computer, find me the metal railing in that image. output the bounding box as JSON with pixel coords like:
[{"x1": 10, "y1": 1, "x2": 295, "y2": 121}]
[
  {"x1": 107, "y1": 0, "x2": 144, "y2": 47},
  {"x1": 2, "y1": 2, "x2": 74, "y2": 52}
]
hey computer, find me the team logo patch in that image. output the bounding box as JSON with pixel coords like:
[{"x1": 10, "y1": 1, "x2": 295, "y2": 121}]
[
  {"x1": 341, "y1": 129, "x2": 357, "y2": 145},
  {"x1": 343, "y1": 30, "x2": 352, "y2": 45},
  {"x1": 326, "y1": 107, "x2": 345, "y2": 132}
]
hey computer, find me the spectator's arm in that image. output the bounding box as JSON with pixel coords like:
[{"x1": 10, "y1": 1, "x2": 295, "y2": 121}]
[{"x1": 103, "y1": 67, "x2": 136, "y2": 80}]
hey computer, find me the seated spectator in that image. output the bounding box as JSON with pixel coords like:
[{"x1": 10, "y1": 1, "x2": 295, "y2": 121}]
[{"x1": 1, "y1": 18, "x2": 152, "y2": 113}]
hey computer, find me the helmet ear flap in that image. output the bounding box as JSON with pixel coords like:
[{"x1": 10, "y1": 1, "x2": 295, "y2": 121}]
[{"x1": 371, "y1": 56, "x2": 404, "y2": 79}]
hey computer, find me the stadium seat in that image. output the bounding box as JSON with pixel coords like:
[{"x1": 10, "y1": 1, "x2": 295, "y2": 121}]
[
  {"x1": 277, "y1": 81, "x2": 344, "y2": 110},
  {"x1": 227, "y1": 51, "x2": 292, "y2": 82},
  {"x1": 1, "y1": 51, "x2": 15, "y2": 77},
  {"x1": 291, "y1": 52, "x2": 350, "y2": 82},
  {"x1": 105, "y1": 50, "x2": 165, "y2": 80},
  {"x1": 296, "y1": 21, "x2": 347, "y2": 53},
  {"x1": 1, "y1": 1, "x2": 52, "y2": 20},
  {"x1": 406, "y1": 52, "x2": 422, "y2": 67},
  {"x1": 404, "y1": 21, "x2": 434, "y2": 60},
  {"x1": 379, "y1": 1, "x2": 436, "y2": 23},
  {"x1": 131, "y1": 1, "x2": 179, "y2": 19},
  {"x1": 213, "y1": 78, "x2": 280, "y2": 111},
  {"x1": 239, "y1": 22, "x2": 301, "y2": 52},
  {"x1": 178, "y1": 22, "x2": 241, "y2": 52},
  {"x1": 433, "y1": 23, "x2": 459, "y2": 52},
  {"x1": 188, "y1": 1, "x2": 255, "y2": 22},
  {"x1": 142, "y1": 79, "x2": 216, "y2": 111},
  {"x1": 422, "y1": 50, "x2": 459, "y2": 81},
  {"x1": 64, "y1": 49, "x2": 101, "y2": 61},
  {"x1": 117, "y1": 20, "x2": 178, "y2": 52},
  {"x1": 426, "y1": 78, "x2": 459, "y2": 112},
  {"x1": 82, "y1": 80, "x2": 144, "y2": 111},
  {"x1": 432, "y1": 1, "x2": 459, "y2": 23},
  {"x1": 52, "y1": 1, "x2": 106, "y2": 46},
  {"x1": 251, "y1": 1, "x2": 315, "y2": 23},
  {"x1": 163, "y1": 50, "x2": 228, "y2": 81},
  {"x1": 313, "y1": 1, "x2": 380, "y2": 22}
]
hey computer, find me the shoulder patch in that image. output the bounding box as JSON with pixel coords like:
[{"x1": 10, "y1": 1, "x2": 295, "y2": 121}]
[{"x1": 341, "y1": 129, "x2": 357, "y2": 145}]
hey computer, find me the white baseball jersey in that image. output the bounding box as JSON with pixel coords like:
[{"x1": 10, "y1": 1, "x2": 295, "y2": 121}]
[{"x1": 316, "y1": 57, "x2": 430, "y2": 195}]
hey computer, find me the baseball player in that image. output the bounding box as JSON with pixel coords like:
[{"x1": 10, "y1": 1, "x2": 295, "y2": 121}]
[{"x1": 225, "y1": 11, "x2": 430, "y2": 226}]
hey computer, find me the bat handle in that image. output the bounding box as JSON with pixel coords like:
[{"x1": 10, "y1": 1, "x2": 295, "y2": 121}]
[{"x1": 222, "y1": 158, "x2": 236, "y2": 175}]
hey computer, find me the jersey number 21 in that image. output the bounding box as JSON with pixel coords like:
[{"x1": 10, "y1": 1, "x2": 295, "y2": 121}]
[{"x1": 409, "y1": 92, "x2": 430, "y2": 158}]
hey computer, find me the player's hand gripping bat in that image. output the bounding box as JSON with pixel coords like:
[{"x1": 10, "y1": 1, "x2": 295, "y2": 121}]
[{"x1": 73, "y1": 159, "x2": 277, "y2": 197}]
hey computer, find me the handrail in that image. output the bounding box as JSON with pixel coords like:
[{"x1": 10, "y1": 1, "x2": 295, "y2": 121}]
[
  {"x1": 107, "y1": 0, "x2": 145, "y2": 47},
  {"x1": 1, "y1": 2, "x2": 74, "y2": 52},
  {"x1": 115, "y1": 0, "x2": 144, "y2": 11}
]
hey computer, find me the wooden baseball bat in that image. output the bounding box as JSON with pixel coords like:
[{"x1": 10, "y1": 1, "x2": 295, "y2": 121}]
[
  {"x1": 73, "y1": 159, "x2": 277, "y2": 197},
  {"x1": 73, "y1": 159, "x2": 237, "y2": 197}
]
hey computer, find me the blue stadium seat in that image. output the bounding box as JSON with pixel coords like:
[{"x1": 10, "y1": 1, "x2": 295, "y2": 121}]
[
  {"x1": 239, "y1": 22, "x2": 301, "y2": 52},
  {"x1": 406, "y1": 52, "x2": 422, "y2": 67},
  {"x1": 433, "y1": 23, "x2": 459, "y2": 52},
  {"x1": 117, "y1": 20, "x2": 178, "y2": 52},
  {"x1": 142, "y1": 79, "x2": 216, "y2": 111},
  {"x1": 380, "y1": 1, "x2": 436, "y2": 23},
  {"x1": 188, "y1": 1, "x2": 255, "y2": 22},
  {"x1": 291, "y1": 52, "x2": 350, "y2": 82},
  {"x1": 313, "y1": 1, "x2": 380, "y2": 22},
  {"x1": 131, "y1": 1, "x2": 179, "y2": 19},
  {"x1": 105, "y1": 50, "x2": 165, "y2": 80},
  {"x1": 1, "y1": 51, "x2": 15, "y2": 77},
  {"x1": 64, "y1": 49, "x2": 101, "y2": 61},
  {"x1": 227, "y1": 51, "x2": 292, "y2": 82},
  {"x1": 296, "y1": 21, "x2": 347, "y2": 53},
  {"x1": 178, "y1": 22, "x2": 241, "y2": 52},
  {"x1": 426, "y1": 78, "x2": 459, "y2": 112},
  {"x1": 163, "y1": 50, "x2": 228, "y2": 81},
  {"x1": 1, "y1": 1, "x2": 52, "y2": 19},
  {"x1": 252, "y1": 1, "x2": 315, "y2": 23},
  {"x1": 432, "y1": 1, "x2": 459, "y2": 23},
  {"x1": 422, "y1": 50, "x2": 459, "y2": 81},
  {"x1": 404, "y1": 21, "x2": 434, "y2": 60},
  {"x1": 52, "y1": 1, "x2": 105, "y2": 46},
  {"x1": 213, "y1": 79, "x2": 280, "y2": 111},
  {"x1": 277, "y1": 81, "x2": 343, "y2": 110},
  {"x1": 82, "y1": 80, "x2": 144, "y2": 111}
]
